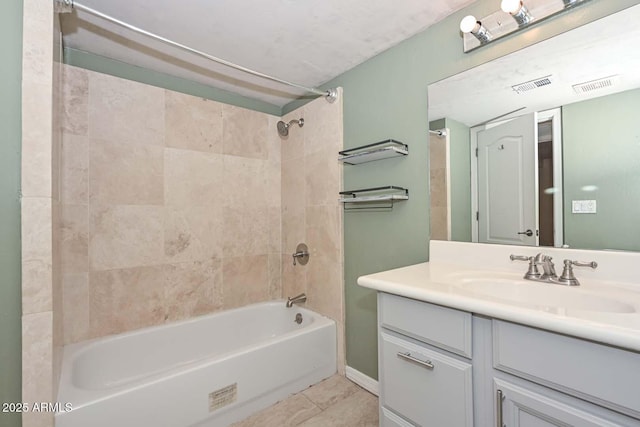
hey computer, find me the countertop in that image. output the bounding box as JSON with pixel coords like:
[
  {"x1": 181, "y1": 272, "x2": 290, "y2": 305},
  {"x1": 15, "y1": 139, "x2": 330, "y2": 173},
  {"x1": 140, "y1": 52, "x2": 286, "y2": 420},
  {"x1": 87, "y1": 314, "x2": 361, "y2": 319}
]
[{"x1": 358, "y1": 261, "x2": 640, "y2": 353}]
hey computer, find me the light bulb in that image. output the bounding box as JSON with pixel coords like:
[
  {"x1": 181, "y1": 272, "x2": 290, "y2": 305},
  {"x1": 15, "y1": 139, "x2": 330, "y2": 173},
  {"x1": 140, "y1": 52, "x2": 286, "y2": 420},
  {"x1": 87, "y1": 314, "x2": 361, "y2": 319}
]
[
  {"x1": 460, "y1": 15, "x2": 479, "y2": 34},
  {"x1": 501, "y1": 0, "x2": 523, "y2": 15}
]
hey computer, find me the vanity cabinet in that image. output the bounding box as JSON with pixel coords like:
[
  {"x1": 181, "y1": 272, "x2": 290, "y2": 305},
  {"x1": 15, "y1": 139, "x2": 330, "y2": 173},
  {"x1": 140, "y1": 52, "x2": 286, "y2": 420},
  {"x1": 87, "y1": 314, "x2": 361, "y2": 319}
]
[
  {"x1": 378, "y1": 293, "x2": 474, "y2": 426},
  {"x1": 377, "y1": 293, "x2": 640, "y2": 427}
]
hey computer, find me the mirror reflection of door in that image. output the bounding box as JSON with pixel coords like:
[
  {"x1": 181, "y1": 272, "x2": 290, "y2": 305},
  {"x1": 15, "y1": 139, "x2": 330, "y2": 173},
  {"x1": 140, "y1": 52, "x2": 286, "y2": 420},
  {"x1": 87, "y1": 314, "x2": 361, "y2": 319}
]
[
  {"x1": 474, "y1": 113, "x2": 538, "y2": 246},
  {"x1": 472, "y1": 110, "x2": 563, "y2": 247}
]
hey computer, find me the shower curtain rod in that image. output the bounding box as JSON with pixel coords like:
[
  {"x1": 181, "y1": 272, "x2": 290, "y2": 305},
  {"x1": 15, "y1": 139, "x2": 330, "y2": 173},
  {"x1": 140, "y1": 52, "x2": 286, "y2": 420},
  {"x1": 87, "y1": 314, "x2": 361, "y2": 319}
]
[{"x1": 57, "y1": 0, "x2": 338, "y2": 103}]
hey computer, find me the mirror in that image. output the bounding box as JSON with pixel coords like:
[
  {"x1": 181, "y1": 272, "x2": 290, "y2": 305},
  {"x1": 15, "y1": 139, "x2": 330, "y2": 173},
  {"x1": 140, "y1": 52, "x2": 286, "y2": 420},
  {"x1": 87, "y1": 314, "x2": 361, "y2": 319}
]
[{"x1": 428, "y1": 4, "x2": 640, "y2": 252}]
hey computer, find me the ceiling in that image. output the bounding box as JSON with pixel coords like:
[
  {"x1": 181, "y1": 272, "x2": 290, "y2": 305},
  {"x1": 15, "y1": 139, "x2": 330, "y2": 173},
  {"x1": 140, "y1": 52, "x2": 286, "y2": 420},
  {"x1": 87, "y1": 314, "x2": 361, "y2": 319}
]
[{"x1": 60, "y1": 0, "x2": 475, "y2": 108}]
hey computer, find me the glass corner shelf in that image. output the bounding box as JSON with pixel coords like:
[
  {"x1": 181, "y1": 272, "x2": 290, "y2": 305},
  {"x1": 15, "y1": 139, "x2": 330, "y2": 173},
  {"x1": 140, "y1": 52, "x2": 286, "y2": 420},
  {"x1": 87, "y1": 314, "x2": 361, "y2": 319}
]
[{"x1": 338, "y1": 139, "x2": 408, "y2": 165}]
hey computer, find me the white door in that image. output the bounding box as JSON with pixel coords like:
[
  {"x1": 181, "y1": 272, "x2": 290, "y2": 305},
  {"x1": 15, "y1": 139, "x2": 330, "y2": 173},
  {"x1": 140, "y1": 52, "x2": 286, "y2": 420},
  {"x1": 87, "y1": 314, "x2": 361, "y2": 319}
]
[{"x1": 476, "y1": 113, "x2": 538, "y2": 246}]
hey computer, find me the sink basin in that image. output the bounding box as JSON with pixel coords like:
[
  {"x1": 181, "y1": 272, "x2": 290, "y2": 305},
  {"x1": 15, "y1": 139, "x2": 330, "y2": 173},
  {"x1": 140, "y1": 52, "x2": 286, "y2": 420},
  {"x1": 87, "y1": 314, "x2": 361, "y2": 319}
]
[{"x1": 452, "y1": 276, "x2": 636, "y2": 314}]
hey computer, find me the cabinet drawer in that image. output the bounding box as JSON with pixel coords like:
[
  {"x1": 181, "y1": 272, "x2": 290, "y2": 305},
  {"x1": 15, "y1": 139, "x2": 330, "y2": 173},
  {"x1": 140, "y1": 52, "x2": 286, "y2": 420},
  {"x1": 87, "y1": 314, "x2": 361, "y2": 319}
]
[
  {"x1": 379, "y1": 293, "x2": 472, "y2": 357},
  {"x1": 380, "y1": 331, "x2": 473, "y2": 427},
  {"x1": 493, "y1": 320, "x2": 640, "y2": 418}
]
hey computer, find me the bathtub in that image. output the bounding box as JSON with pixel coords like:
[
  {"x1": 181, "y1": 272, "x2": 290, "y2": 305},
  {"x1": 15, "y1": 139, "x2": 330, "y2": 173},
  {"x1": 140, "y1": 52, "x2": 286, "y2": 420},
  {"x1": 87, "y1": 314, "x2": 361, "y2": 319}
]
[{"x1": 55, "y1": 301, "x2": 336, "y2": 427}]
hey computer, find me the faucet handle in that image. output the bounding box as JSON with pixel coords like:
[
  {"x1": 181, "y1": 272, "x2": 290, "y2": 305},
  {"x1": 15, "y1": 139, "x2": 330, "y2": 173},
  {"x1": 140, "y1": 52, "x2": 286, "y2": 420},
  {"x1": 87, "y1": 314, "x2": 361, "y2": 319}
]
[
  {"x1": 556, "y1": 259, "x2": 598, "y2": 286},
  {"x1": 565, "y1": 260, "x2": 598, "y2": 269},
  {"x1": 510, "y1": 254, "x2": 542, "y2": 280}
]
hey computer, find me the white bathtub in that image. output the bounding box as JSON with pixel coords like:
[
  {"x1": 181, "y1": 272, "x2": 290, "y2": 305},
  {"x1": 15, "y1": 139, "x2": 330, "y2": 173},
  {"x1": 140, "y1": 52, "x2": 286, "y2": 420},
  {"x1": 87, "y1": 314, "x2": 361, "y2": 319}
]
[{"x1": 55, "y1": 301, "x2": 336, "y2": 427}]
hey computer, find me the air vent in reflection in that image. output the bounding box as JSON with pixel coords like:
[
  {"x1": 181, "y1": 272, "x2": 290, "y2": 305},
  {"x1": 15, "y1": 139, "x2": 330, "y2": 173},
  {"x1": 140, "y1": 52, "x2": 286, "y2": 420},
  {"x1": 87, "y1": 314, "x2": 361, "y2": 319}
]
[
  {"x1": 572, "y1": 75, "x2": 620, "y2": 95},
  {"x1": 511, "y1": 75, "x2": 553, "y2": 94}
]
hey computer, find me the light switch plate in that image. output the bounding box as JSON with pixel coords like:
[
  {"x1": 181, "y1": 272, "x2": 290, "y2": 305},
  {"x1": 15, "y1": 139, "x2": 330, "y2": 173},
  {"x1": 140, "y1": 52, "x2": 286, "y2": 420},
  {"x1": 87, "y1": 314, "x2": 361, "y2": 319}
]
[{"x1": 572, "y1": 200, "x2": 597, "y2": 214}]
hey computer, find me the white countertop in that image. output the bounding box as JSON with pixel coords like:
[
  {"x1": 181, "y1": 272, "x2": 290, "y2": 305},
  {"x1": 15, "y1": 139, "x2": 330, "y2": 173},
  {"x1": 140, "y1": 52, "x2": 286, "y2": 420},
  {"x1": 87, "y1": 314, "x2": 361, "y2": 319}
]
[{"x1": 357, "y1": 241, "x2": 640, "y2": 353}]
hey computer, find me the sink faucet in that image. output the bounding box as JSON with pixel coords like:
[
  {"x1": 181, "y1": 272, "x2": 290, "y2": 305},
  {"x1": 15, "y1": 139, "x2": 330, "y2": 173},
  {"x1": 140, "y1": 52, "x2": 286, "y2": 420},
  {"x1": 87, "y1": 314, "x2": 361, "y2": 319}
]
[
  {"x1": 533, "y1": 253, "x2": 557, "y2": 280},
  {"x1": 286, "y1": 293, "x2": 307, "y2": 308},
  {"x1": 510, "y1": 253, "x2": 597, "y2": 286}
]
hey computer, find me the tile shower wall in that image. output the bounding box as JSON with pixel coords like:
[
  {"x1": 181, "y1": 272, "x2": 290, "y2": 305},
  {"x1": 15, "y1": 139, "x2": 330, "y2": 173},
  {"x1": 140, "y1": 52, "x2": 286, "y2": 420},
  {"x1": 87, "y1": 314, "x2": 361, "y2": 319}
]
[
  {"x1": 21, "y1": 2, "x2": 64, "y2": 427},
  {"x1": 280, "y1": 91, "x2": 345, "y2": 373},
  {"x1": 60, "y1": 65, "x2": 282, "y2": 342}
]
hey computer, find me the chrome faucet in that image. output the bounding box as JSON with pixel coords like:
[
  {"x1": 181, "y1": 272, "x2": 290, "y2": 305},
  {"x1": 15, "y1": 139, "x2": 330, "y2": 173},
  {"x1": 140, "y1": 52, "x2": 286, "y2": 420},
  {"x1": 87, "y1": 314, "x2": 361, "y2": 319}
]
[
  {"x1": 286, "y1": 293, "x2": 307, "y2": 308},
  {"x1": 533, "y1": 253, "x2": 557, "y2": 280},
  {"x1": 510, "y1": 253, "x2": 597, "y2": 286}
]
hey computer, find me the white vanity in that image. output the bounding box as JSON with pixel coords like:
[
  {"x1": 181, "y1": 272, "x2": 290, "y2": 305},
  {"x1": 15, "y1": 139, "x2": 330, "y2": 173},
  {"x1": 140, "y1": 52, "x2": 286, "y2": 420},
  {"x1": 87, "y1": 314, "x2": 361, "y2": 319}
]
[{"x1": 358, "y1": 241, "x2": 640, "y2": 427}]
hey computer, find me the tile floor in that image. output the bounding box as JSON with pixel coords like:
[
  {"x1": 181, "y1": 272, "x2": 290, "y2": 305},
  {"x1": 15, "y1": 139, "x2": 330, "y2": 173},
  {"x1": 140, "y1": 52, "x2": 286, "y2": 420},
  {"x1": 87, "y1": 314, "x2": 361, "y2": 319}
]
[{"x1": 231, "y1": 375, "x2": 379, "y2": 427}]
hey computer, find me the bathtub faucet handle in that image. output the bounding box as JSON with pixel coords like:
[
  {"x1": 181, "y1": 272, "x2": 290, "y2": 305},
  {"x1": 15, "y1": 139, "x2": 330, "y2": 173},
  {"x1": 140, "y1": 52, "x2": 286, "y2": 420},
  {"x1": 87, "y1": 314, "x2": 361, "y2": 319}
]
[
  {"x1": 286, "y1": 293, "x2": 307, "y2": 308},
  {"x1": 292, "y1": 243, "x2": 309, "y2": 266}
]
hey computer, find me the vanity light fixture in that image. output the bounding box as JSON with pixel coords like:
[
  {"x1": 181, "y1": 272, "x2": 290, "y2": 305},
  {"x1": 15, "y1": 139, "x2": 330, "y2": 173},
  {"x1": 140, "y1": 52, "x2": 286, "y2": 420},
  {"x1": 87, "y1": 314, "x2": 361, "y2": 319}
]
[
  {"x1": 460, "y1": 15, "x2": 492, "y2": 44},
  {"x1": 501, "y1": 0, "x2": 533, "y2": 26},
  {"x1": 461, "y1": 0, "x2": 590, "y2": 53}
]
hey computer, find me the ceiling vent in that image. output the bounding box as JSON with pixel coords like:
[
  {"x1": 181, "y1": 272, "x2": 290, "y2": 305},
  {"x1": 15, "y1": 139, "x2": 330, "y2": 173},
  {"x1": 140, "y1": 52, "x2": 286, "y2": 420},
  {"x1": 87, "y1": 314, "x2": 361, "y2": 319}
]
[
  {"x1": 511, "y1": 75, "x2": 553, "y2": 94},
  {"x1": 572, "y1": 75, "x2": 620, "y2": 95}
]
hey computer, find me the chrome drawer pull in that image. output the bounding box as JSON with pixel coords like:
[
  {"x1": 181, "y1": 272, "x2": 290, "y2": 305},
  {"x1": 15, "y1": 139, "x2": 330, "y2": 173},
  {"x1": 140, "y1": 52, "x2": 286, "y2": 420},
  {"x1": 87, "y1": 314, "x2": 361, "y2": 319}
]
[{"x1": 397, "y1": 352, "x2": 434, "y2": 370}]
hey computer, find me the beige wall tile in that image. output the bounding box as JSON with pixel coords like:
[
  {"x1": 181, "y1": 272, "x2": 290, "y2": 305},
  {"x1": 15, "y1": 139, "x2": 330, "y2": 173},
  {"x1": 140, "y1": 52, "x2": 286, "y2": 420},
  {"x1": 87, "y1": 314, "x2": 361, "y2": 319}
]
[
  {"x1": 22, "y1": 81, "x2": 53, "y2": 198},
  {"x1": 222, "y1": 155, "x2": 270, "y2": 209},
  {"x1": 281, "y1": 256, "x2": 306, "y2": 299},
  {"x1": 61, "y1": 65, "x2": 88, "y2": 136},
  {"x1": 88, "y1": 72, "x2": 164, "y2": 146},
  {"x1": 267, "y1": 206, "x2": 281, "y2": 254},
  {"x1": 268, "y1": 253, "x2": 282, "y2": 300},
  {"x1": 89, "y1": 205, "x2": 164, "y2": 271},
  {"x1": 223, "y1": 105, "x2": 269, "y2": 159},
  {"x1": 164, "y1": 148, "x2": 223, "y2": 206},
  {"x1": 266, "y1": 116, "x2": 282, "y2": 163},
  {"x1": 163, "y1": 258, "x2": 223, "y2": 321},
  {"x1": 22, "y1": 197, "x2": 53, "y2": 314},
  {"x1": 303, "y1": 93, "x2": 343, "y2": 156},
  {"x1": 60, "y1": 204, "x2": 89, "y2": 274},
  {"x1": 429, "y1": 136, "x2": 447, "y2": 171},
  {"x1": 430, "y1": 206, "x2": 448, "y2": 241},
  {"x1": 282, "y1": 158, "x2": 306, "y2": 216},
  {"x1": 305, "y1": 148, "x2": 341, "y2": 207},
  {"x1": 22, "y1": 311, "x2": 53, "y2": 424},
  {"x1": 62, "y1": 273, "x2": 90, "y2": 344},
  {"x1": 89, "y1": 266, "x2": 165, "y2": 337},
  {"x1": 306, "y1": 256, "x2": 343, "y2": 323},
  {"x1": 22, "y1": 0, "x2": 53, "y2": 87},
  {"x1": 89, "y1": 139, "x2": 164, "y2": 205},
  {"x1": 165, "y1": 90, "x2": 223, "y2": 153},
  {"x1": 279, "y1": 112, "x2": 305, "y2": 161},
  {"x1": 429, "y1": 168, "x2": 447, "y2": 208},
  {"x1": 306, "y1": 206, "x2": 342, "y2": 264},
  {"x1": 22, "y1": 259, "x2": 52, "y2": 316},
  {"x1": 222, "y1": 255, "x2": 269, "y2": 309},
  {"x1": 164, "y1": 206, "x2": 223, "y2": 263},
  {"x1": 223, "y1": 207, "x2": 269, "y2": 258},
  {"x1": 61, "y1": 134, "x2": 88, "y2": 205}
]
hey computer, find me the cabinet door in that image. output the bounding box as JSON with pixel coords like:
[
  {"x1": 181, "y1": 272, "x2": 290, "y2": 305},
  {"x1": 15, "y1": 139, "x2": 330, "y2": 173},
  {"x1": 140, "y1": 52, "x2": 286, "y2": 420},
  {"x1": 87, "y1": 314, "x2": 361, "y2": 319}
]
[
  {"x1": 495, "y1": 379, "x2": 635, "y2": 427},
  {"x1": 380, "y1": 331, "x2": 473, "y2": 427}
]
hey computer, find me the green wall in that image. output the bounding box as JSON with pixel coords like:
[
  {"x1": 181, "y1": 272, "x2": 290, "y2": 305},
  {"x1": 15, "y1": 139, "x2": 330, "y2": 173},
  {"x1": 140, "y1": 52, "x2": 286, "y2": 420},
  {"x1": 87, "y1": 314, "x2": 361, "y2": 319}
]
[
  {"x1": 0, "y1": 0, "x2": 22, "y2": 426},
  {"x1": 562, "y1": 88, "x2": 640, "y2": 251},
  {"x1": 291, "y1": 0, "x2": 640, "y2": 379},
  {"x1": 64, "y1": 48, "x2": 282, "y2": 116}
]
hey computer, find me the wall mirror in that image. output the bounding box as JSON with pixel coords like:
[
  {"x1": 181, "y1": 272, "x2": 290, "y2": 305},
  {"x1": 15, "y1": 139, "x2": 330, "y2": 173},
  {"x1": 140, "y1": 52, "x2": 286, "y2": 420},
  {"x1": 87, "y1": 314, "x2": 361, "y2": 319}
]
[{"x1": 428, "y1": 4, "x2": 640, "y2": 252}]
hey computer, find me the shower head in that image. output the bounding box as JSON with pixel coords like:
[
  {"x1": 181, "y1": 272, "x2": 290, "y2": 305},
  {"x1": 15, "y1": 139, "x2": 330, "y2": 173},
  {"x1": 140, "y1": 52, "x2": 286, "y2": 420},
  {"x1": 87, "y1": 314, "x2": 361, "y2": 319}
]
[{"x1": 277, "y1": 118, "x2": 304, "y2": 137}]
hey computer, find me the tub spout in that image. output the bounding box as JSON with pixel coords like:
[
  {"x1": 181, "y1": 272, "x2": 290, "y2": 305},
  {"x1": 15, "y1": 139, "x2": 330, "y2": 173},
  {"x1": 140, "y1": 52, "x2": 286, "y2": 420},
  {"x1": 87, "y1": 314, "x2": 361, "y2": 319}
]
[{"x1": 286, "y1": 293, "x2": 307, "y2": 308}]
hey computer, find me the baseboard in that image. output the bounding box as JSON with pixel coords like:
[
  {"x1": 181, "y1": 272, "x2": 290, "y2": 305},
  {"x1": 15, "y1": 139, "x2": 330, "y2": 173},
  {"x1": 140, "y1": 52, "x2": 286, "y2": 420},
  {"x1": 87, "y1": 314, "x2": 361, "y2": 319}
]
[{"x1": 345, "y1": 366, "x2": 378, "y2": 396}]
